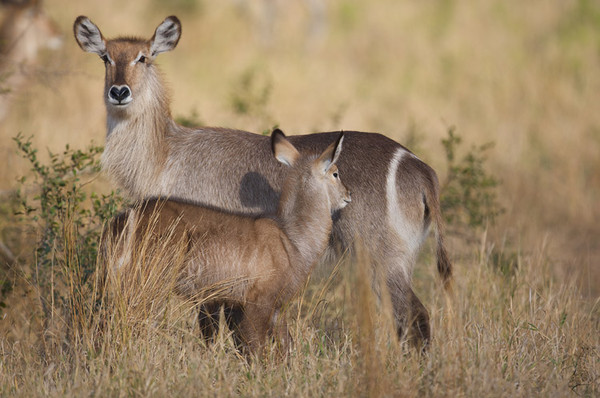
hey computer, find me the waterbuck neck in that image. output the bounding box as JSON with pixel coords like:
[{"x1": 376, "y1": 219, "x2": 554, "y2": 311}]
[
  {"x1": 277, "y1": 167, "x2": 333, "y2": 277},
  {"x1": 102, "y1": 70, "x2": 172, "y2": 199}
]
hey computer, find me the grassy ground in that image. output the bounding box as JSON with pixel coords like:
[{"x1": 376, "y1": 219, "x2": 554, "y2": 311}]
[
  {"x1": 0, "y1": 231, "x2": 597, "y2": 397},
  {"x1": 0, "y1": 0, "x2": 598, "y2": 396}
]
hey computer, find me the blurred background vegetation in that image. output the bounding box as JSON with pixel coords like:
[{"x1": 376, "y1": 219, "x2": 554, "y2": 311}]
[{"x1": 0, "y1": 0, "x2": 598, "y2": 396}]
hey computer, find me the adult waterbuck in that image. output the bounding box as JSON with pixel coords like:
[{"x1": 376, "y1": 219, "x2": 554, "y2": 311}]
[
  {"x1": 74, "y1": 15, "x2": 452, "y2": 347},
  {"x1": 106, "y1": 129, "x2": 351, "y2": 354}
]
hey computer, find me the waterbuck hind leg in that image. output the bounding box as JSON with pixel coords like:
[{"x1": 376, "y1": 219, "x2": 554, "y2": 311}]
[
  {"x1": 408, "y1": 289, "x2": 430, "y2": 350},
  {"x1": 386, "y1": 267, "x2": 431, "y2": 350}
]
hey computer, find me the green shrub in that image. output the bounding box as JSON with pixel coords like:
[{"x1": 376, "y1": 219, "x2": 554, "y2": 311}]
[
  {"x1": 13, "y1": 134, "x2": 123, "y2": 326},
  {"x1": 440, "y1": 127, "x2": 503, "y2": 230}
]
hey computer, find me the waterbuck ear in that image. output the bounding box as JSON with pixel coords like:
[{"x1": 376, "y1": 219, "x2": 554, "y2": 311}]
[
  {"x1": 73, "y1": 16, "x2": 106, "y2": 55},
  {"x1": 272, "y1": 128, "x2": 300, "y2": 167},
  {"x1": 150, "y1": 16, "x2": 181, "y2": 57},
  {"x1": 317, "y1": 133, "x2": 344, "y2": 173}
]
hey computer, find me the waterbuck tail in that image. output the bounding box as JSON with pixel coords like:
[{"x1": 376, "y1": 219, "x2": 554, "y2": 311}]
[{"x1": 425, "y1": 172, "x2": 453, "y2": 291}]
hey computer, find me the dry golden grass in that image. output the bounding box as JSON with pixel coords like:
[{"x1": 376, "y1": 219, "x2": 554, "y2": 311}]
[
  {"x1": 0, "y1": 0, "x2": 599, "y2": 396},
  {"x1": 1, "y1": 227, "x2": 598, "y2": 397}
]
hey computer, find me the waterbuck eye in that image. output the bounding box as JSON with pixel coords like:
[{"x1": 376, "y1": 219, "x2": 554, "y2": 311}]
[
  {"x1": 138, "y1": 55, "x2": 146, "y2": 64},
  {"x1": 100, "y1": 54, "x2": 109, "y2": 64},
  {"x1": 333, "y1": 172, "x2": 339, "y2": 178}
]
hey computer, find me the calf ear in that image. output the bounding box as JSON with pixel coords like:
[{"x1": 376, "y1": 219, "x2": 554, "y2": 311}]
[
  {"x1": 73, "y1": 16, "x2": 106, "y2": 55},
  {"x1": 330, "y1": 133, "x2": 344, "y2": 166},
  {"x1": 317, "y1": 133, "x2": 344, "y2": 173},
  {"x1": 150, "y1": 16, "x2": 182, "y2": 57},
  {"x1": 272, "y1": 129, "x2": 300, "y2": 167}
]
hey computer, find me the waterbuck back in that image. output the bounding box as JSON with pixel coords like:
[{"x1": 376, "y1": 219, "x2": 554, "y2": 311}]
[{"x1": 76, "y1": 15, "x2": 451, "y2": 348}]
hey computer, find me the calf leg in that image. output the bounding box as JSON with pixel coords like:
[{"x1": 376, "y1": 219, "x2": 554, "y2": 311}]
[
  {"x1": 197, "y1": 303, "x2": 220, "y2": 340},
  {"x1": 271, "y1": 310, "x2": 292, "y2": 355},
  {"x1": 238, "y1": 302, "x2": 273, "y2": 356},
  {"x1": 197, "y1": 303, "x2": 244, "y2": 345}
]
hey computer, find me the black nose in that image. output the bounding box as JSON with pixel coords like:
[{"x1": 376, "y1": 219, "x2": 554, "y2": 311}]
[{"x1": 109, "y1": 85, "x2": 131, "y2": 102}]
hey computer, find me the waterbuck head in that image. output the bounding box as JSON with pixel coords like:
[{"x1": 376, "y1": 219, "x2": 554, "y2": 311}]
[
  {"x1": 73, "y1": 15, "x2": 181, "y2": 115},
  {"x1": 272, "y1": 129, "x2": 351, "y2": 215}
]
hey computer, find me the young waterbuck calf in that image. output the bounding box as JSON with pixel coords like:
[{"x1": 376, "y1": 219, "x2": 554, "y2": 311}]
[
  {"x1": 106, "y1": 129, "x2": 351, "y2": 353},
  {"x1": 74, "y1": 15, "x2": 452, "y2": 347}
]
